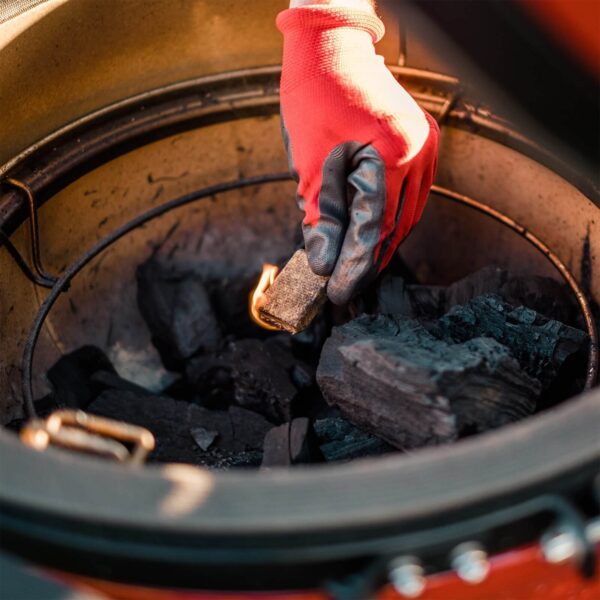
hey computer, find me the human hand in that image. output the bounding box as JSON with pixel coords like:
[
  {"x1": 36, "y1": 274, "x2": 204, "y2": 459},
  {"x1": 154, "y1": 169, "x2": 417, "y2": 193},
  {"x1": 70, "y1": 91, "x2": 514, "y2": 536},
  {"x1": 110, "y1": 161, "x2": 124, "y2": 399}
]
[{"x1": 277, "y1": 6, "x2": 439, "y2": 304}]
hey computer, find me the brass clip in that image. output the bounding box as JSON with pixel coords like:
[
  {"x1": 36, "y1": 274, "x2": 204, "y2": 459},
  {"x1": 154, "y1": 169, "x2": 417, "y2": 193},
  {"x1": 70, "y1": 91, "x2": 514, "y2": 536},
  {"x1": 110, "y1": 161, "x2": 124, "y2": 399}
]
[{"x1": 20, "y1": 409, "x2": 155, "y2": 465}]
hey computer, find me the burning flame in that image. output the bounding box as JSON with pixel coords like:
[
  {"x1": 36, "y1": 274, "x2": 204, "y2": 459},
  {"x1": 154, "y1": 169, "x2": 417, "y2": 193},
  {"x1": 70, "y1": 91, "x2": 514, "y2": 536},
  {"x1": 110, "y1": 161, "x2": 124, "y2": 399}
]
[{"x1": 250, "y1": 263, "x2": 280, "y2": 330}]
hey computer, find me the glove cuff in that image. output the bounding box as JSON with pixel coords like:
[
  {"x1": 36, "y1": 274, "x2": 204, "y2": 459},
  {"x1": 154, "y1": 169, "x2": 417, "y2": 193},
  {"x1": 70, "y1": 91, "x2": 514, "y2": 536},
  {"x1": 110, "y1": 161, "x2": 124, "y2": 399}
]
[
  {"x1": 277, "y1": 7, "x2": 385, "y2": 94},
  {"x1": 276, "y1": 7, "x2": 385, "y2": 44}
]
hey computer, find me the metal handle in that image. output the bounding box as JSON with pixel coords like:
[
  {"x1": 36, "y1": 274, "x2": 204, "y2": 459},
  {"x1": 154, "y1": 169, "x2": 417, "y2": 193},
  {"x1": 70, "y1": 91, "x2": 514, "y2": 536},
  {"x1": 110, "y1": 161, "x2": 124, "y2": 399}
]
[
  {"x1": 1, "y1": 177, "x2": 59, "y2": 288},
  {"x1": 20, "y1": 409, "x2": 155, "y2": 465}
]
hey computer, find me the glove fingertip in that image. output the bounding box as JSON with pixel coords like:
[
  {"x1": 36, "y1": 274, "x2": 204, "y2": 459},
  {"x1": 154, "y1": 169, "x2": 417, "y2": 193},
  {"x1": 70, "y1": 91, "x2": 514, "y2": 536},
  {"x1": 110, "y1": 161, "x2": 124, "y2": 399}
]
[
  {"x1": 305, "y1": 248, "x2": 336, "y2": 277},
  {"x1": 303, "y1": 224, "x2": 343, "y2": 276},
  {"x1": 326, "y1": 279, "x2": 353, "y2": 306}
]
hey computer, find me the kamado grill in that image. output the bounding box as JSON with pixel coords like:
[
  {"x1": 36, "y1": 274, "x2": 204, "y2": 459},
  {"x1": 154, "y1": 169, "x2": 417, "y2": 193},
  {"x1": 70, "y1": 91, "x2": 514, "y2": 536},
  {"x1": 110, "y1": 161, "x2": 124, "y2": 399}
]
[{"x1": 0, "y1": 1, "x2": 599, "y2": 599}]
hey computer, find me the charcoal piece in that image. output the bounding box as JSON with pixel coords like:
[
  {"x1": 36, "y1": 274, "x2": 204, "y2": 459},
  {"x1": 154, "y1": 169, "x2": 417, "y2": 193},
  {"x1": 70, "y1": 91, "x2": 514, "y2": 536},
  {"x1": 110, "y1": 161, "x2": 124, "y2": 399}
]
[
  {"x1": 186, "y1": 359, "x2": 235, "y2": 408},
  {"x1": 442, "y1": 266, "x2": 509, "y2": 313},
  {"x1": 259, "y1": 250, "x2": 329, "y2": 334},
  {"x1": 89, "y1": 370, "x2": 150, "y2": 395},
  {"x1": 376, "y1": 274, "x2": 443, "y2": 318},
  {"x1": 136, "y1": 256, "x2": 221, "y2": 370},
  {"x1": 190, "y1": 427, "x2": 219, "y2": 451},
  {"x1": 47, "y1": 346, "x2": 117, "y2": 409},
  {"x1": 263, "y1": 333, "x2": 294, "y2": 356},
  {"x1": 261, "y1": 422, "x2": 291, "y2": 467},
  {"x1": 290, "y1": 363, "x2": 316, "y2": 390},
  {"x1": 209, "y1": 271, "x2": 264, "y2": 338},
  {"x1": 444, "y1": 267, "x2": 576, "y2": 323},
  {"x1": 376, "y1": 267, "x2": 577, "y2": 324},
  {"x1": 261, "y1": 418, "x2": 321, "y2": 466},
  {"x1": 87, "y1": 390, "x2": 238, "y2": 463},
  {"x1": 290, "y1": 310, "x2": 330, "y2": 361},
  {"x1": 266, "y1": 337, "x2": 318, "y2": 388},
  {"x1": 228, "y1": 406, "x2": 272, "y2": 450},
  {"x1": 499, "y1": 275, "x2": 576, "y2": 325},
  {"x1": 289, "y1": 417, "x2": 322, "y2": 464},
  {"x1": 160, "y1": 377, "x2": 197, "y2": 401},
  {"x1": 186, "y1": 338, "x2": 300, "y2": 423},
  {"x1": 317, "y1": 314, "x2": 540, "y2": 450},
  {"x1": 314, "y1": 417, "x2": 392, "y2": 462},
  {"x1": 432, "y1": 294, "x2": 588, "y2": 387}
]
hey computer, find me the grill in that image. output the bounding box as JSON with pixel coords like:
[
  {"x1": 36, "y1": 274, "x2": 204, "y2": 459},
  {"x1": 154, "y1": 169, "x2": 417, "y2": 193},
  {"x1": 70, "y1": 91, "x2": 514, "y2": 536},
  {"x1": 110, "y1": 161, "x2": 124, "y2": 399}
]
[{"x1": 0, "y1": 4, "x2": 599, "y2": 599}]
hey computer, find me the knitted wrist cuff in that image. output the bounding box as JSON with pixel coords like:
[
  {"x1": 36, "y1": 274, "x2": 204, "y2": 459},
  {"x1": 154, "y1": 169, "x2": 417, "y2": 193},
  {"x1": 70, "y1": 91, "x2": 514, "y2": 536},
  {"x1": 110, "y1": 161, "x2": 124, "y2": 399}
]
[{"x1": 276, "y1": 6, "x2": 385, "y2": 44}]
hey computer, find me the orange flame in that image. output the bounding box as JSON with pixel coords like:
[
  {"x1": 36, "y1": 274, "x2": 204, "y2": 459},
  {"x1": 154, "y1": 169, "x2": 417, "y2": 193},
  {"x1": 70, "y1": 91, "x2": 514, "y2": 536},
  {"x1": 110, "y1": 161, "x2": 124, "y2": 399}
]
[{"x1": 250, "y1": 264, "x2": 280, "y2": 330}]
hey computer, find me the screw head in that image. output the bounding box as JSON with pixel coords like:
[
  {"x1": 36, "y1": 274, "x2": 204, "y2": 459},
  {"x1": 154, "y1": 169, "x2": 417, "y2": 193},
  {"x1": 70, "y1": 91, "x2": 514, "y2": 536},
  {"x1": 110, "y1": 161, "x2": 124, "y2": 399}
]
[
  {"x1": 451, "y1": 542, "x2": 490, "y2": 584},
  {"x1": 542, "y1": 527, "x2": 582, "y2": 565},
  {"x1": 389, "y1": 556, "x2": 426, "y2": 598}
]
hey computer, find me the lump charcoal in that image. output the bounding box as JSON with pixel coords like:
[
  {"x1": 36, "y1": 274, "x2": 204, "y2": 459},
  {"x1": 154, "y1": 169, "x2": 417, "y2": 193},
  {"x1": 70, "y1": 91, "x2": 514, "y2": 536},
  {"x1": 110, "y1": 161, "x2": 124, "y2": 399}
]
[
  {"x1": 259, "y1": 250, "x2": 329, "y2": 334},
  {"x1": 432, "y1": 294, "x2": 588, "y2": 387},
  {"x1": 208, "y1": 270, "x2": 265, "y2": 338},
  {"x1": 444, "y1": 267, "x2": 577, "y2": 323},
  {"x1": 316, "y1": 314, "x2": 540, "y2": 450},
  {"x1": 136, "y1": 256, "x2": 222, "y2": 370},
  {"x1": 376, "y1": 275, "x2": 444, "y2": 319},
  {"x1": 313, "y1": 417, "x2": 393, "y2": 462},
  {"x1": 160, "y1": 376, "x2": 198, "y2": 401},
  {"x1": 228, "y1": 406, "x2": 272, "y2": 451},
  {"x1": 441, "y1": 266, "x2": 508, "y2": 312},
  {"x1": 262, "y1": 332, "x2": 326, "y2": 380},
  {"x1": 376, "y1": 267, "x2": 577, "y2": 323},
  {"x1": 289, "y1": 417, "x2": 323, "y2": 464},
  {"x1": 263, "y1": 334, "x2": 296, "y2": 369},
  {"x1": 261, "y1": 417, "x2": 321, "y2": 467},
  {"x1": 290, "y1": 311, "x2": 330, "y2": 363},
  {"x1": 89, "y1": 370, "x2": 150, "y2": 395},
  {"x1": 186, "y1": 338, "x2": 302, "y2": 422},
  {"x1": 47, "y1": 346, "x2": 117, "y2": 409},
  {"x1": 261, "y1": 422, "x2": 291, "y2": 467},
  {"x1": 88, "y1": 390, "x2": 238, "y2": 464},
  {"x1": 185, "y1": 357, "x2": 235, "y2": 409},
  {"x1": 190, "y1": 427, "x2": 218, "y2": 451},
  {"x1": 290, "y1": 363, "x2": 316, "y2": 390},
  {"x1": 499, "y1": 275, "x2": 577, "y2": 325}
]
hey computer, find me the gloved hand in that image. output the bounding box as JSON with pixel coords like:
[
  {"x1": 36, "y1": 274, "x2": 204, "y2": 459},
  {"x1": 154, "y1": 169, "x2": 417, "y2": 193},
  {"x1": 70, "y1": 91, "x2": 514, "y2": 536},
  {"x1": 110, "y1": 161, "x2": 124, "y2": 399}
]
[{"x1": 277, "y1": 6, "x2": 440, "y2": 305}]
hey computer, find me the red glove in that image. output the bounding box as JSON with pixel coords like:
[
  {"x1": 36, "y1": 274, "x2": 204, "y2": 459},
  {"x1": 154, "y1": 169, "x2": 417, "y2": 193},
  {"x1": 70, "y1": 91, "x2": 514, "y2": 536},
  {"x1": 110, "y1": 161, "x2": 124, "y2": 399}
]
[{"x1": 277, "y1": 6, "x2": 440, "y2": 305}]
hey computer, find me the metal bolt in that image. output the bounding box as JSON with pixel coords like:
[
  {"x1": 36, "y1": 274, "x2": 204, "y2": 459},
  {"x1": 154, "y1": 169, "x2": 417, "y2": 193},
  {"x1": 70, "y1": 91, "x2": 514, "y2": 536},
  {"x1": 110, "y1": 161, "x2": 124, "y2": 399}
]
[
  {"x1": 389, "y1": 556, "x2": 426, "y2": 598},
  {"x1": 586, "y1": 517, "x2": 600, "y2": 546},
  {"x1": 541, "y1": 526, "x2": 583, "y2": 565},
  {"x1": 450, "y1": 542, "x2": 490, "y2": 584}
]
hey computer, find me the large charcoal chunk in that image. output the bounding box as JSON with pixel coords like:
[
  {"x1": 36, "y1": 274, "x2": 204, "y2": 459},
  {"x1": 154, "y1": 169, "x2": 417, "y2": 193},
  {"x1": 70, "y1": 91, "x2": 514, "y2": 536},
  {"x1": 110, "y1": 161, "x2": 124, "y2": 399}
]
[
  {"x1": 432, "y1": 294, "x2": 588, "y2": 386},
  {"x1": 136, "y1": 256, "x2": 221, "y2": 370},
  {"x1": 186, "y1": 338, "x2": 301, "y2": 422},
  {"x1": 317, "y1": 314, "x2": 540, "y2": 449},
  {"x1": 47, "y1": 346, "x2": 117, "y2": 409}
]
